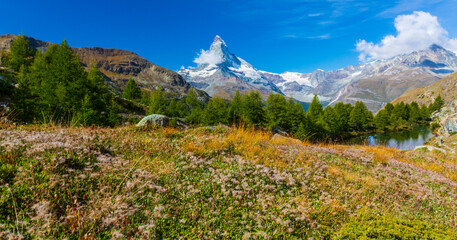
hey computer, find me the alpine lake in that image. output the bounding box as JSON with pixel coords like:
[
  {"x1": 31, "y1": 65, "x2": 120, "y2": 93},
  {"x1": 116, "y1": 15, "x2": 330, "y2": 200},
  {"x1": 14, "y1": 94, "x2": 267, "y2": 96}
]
[{"x1": 347, "y1": 125, "x2": 434, "y2": 151}]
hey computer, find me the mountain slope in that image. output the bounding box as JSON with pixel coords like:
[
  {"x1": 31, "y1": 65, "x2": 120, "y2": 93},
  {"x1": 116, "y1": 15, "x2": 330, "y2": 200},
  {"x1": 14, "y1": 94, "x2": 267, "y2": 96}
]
[
  {"x1": 180, "y1": 36, "x2": 457, "y2": 112},
  {"x1": 391, "y1": 71, "x2": 457, "y2": 106},
  {"x1": 331, "y1": 45, "x2": 457, "y2": 111},
  {"x1": 0, "y1": 34, "x2": 209, "y2": 100}
]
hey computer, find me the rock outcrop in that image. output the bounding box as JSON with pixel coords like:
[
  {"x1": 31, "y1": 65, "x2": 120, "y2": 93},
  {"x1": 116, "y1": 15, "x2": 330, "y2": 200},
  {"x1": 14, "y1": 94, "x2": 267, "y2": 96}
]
[
  {"x1": 136, "y1": 114, "x2": 170, "y2": 127},
  {"x1": 431, "y1": 100, "x2": 457, "y2": 135}
]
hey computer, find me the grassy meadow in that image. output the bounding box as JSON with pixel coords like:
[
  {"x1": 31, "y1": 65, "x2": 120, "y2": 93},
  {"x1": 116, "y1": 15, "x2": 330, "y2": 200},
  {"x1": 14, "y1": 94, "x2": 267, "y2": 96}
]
[{"x1": 0, "y1": 124, "x2": 456, "y2": 239}]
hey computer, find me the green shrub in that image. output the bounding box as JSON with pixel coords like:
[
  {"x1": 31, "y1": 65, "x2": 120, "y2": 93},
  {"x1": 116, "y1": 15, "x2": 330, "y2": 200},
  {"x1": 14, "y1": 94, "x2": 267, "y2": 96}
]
[
  {"x1": 333, "y1": 214, "x2": 457, "y2": 239},
  {"x1": 0, "y1": 163, "x2": 17, "y2": 185}
]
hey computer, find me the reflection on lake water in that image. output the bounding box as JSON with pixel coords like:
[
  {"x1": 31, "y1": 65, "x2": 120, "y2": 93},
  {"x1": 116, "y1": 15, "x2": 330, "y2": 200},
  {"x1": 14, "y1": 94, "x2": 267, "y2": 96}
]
[{"x1": 348, "y1": 125, "x2": 433, "y2": 150}]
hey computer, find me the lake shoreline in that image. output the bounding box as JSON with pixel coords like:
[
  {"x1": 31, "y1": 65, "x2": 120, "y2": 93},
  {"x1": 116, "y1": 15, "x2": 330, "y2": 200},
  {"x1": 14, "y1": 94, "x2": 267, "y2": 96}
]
[{"x1": 345, "y1": 125, "x2": 433, "y2": 150}]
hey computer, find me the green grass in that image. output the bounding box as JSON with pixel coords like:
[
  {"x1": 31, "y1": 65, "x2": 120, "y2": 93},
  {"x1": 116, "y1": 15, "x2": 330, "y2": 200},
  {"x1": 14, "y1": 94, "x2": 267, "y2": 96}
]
[{"x1": 0, "y1": 125, "x2": 456, "y2": 239}]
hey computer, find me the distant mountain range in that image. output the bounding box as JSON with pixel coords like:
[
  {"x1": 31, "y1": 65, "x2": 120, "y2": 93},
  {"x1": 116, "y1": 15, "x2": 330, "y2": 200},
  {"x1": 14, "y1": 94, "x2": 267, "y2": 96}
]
[
  {"x1": 2, "y1": 34, "x2": 456, "y2": 112},
  {"x1": 0, "y1": 34, "x2": 209, "y2": 101},
  {"x1": 179, "y1": 36, "x2": 457, "y2": 112}
]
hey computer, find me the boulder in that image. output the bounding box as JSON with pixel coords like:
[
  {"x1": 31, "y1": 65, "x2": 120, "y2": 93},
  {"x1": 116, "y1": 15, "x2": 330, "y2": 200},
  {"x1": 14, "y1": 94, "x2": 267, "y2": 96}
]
[
  {"x1": 136, "y1": 114, "x2": 169, "y2": 127},
  {"x1": 272, "y1": 128, "x2": 289, "y2": 137}
]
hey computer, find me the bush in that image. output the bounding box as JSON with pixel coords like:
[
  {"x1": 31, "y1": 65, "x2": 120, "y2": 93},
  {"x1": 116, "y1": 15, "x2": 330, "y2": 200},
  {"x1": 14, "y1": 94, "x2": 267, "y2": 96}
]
[
  {"x1": 430, "y1": 122, "x2": 441, "y2": 131},
  {"x1": 332, "y1": 214, "x2": 456, "y2": 239}
]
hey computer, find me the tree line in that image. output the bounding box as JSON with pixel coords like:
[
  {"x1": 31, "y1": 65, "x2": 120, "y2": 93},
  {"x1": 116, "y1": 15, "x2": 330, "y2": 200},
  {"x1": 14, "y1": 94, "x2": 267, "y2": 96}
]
[
  {"x1": 128, "y1": 79, "x2": 441, "y2": 141},
  {"x1": 2, "y1": 35, "x2": 121, "y2": 126},
  {"x1": 1, "y1": 35, "x2": 443, "y2": 141}
]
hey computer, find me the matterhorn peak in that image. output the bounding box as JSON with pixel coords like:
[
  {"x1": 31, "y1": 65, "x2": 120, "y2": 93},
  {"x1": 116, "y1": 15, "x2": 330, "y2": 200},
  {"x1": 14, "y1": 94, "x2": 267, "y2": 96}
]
[
  {"x1": 207, "y1": 35, "x2": 241, "y2": 67},
  {"x1": 210, "y1": 35, "x2": 229, "y2": 52},
  {"x1": 212, "y1": 35, "x2": 226, "y2": 46}
]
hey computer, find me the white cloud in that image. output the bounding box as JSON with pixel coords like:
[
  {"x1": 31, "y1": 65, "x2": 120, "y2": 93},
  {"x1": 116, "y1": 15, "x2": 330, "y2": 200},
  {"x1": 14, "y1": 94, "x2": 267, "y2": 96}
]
[
  {"x1": 356, "y1": 11, "x2": 457, "y2": 61},
  {"x1": 308, "y1": 34, "x2": 331, "y2": 39},
  {"x1": 308, "y1": 13, "x2": 323, "y2": 17},
  {"x1": 193, "y1": 49, "x2": 223, "y2": 65}
]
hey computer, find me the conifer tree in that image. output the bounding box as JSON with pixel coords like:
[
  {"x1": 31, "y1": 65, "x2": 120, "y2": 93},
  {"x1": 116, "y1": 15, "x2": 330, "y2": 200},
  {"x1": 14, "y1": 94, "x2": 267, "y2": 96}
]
[
  {"x1": 384, "y1": 103, "x2": 394, "y2": 115},
  {"x1": 228, "y1": 90, "x2": 243, "y2": 125},
  {"x1": 185, "y1": 87, "x2": 203, "y2": 124},
  {"x1": 6, "y1": 34, "x2": 35, "y2": 71},
  {"x1": 287, "y1": 98, "x2": 306, "y2": 133},
  {"x1": 409, "y1": 101, "x2": 420, "y2": 123},
  {"x1": 322, "y1": 105, "x2": 339, "y2": 138},
  {"x1": 390, "y1": 102, "x2": 407, "y2": 127},
  {"x1": 204, "y1": 97, "x2": 228, "y2": 125},
  {"x1": 122, "y1": 77, "x2": 141, "y2": 100},
  {"x1": 80, "y1": 62, "x2": 111, "y2": 125},
  {"x1": 307, "y1": 95, "x2": 323, "y2": 122},
  {"x1": 167, "y1": 99, "x2": 188, "y2": 118},
  {"x1": 374, "y1": 109, "x2": 390, "y2": 131},
  {"x1": 430, "y1": 94, "x2": 444, "y2": 112},
  {"x1": 148, "y1": 86, "x2": 167, "y2": 115},
  {"x1": 265, "y1": 92, "x2": 288, "y2": 129},
  {"x1": 333, "y1": 102, "x2": 352, "y2": 133},
  {"x1": 241, "y1": 90, "x2": 264, "y2": 126},
  {"x1": 350, "y1": 101, "x2": 371, "y2": 131},
  {"x1": 12, "y1": 65, "x2": 36, "y2": 122},
  {"x1": 420, "y1": 104, "x2": 429, "y2": 121}
]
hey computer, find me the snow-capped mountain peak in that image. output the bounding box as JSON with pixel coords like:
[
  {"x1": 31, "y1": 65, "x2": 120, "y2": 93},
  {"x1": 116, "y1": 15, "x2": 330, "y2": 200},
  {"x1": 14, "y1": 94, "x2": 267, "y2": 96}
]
[
  {"x1": 178, "y1": 36, "x2": 281, "y2": 98},
  {"x1": 212, "y1": 35, "x2": 226, "y2": 47},
  {"x1": 206, "y1": 35, "x2": 241, "y2": 68}
]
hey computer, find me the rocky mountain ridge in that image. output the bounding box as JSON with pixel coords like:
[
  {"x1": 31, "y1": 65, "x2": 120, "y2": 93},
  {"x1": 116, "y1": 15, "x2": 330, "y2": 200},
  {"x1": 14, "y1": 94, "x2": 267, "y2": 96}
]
[
  {"x1": 179, "y1": 36, "x2": 457, "y2": 112},
  {"x1": 0, "y1": 34, "x2": 209, "y2": 100},
  {"x1": 179, "y1": 36, "x2": 281, "y2": 99}
]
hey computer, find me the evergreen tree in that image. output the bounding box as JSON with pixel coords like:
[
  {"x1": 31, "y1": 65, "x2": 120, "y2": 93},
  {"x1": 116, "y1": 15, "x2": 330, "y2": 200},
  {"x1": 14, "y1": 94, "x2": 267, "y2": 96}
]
[
  {"x1": 333, "y1": 102, "x2": 352, "y2": 133},
  {"x1": 50, "y1": 40, "x2": 87, "y2": 113},
  {"x1": 241, "y1": 91, "x2": 264, "y2": 126},
  {"x1": 307, "y1": 95, "x2": 323, "y2": 122},
  {"x1": 374, "y1": 109, "x2": 390, "y2": 131},
  {"x1": 11, "y1": 39, "x2": 119, "y2": 125},
  {"x1": 429, "y1": 94, "x2": 444, "y2": 113},
  {"x1": 80, "y1": 62, "x2": 111, "y2": 125},
  {"x1": 148, "y1": 86, "x2": 167, "y2": 115},
  {"x1": 322, "y1": 105, "x2": 339, "y2": 138},
  {"x1": 122, "y1": 77, "x2": 141, "y2": 100},
  {"x1": 384, "y1": 103, "x2": 394, "y2": 115},
  {"x1": 350, "y1": 101, "x2": 371, "y2": 131},
  {"x1": 287, "y1": 98, "x2": 306, "y2": 133},
  {"x1": 420, "y1": 104, "x2": 430, "y2": 121},
  {"x1": 167, "y1": 99, "x2": 188, "y2": 118},
  {"x1": 6, "y1": 34, "x2": 35, "y2": 72},
  {"x1": 409, "y1": 101, "x2": 420, "y2": 123},
  {"x1": 295, "y1": 119, "x2": 311, "y2": 141},
  {"x1": 390, "y1": 102, "x2": 407, "y2": 128},
  {"x1": 12, "y1": 65, "x2": 36, "y2": 122},
  {"x1": 204, "y1": 97, "x2": 228, "y2": 125},
  {"x1": 185, "y1": 87, "x2": 203, "y2": 124},
  {"x1": 265, "y1": 92, "x2": 288, "y2": 130},
  {"x1": 228, "y1": 90, "x2": 243, "y2": 125}
]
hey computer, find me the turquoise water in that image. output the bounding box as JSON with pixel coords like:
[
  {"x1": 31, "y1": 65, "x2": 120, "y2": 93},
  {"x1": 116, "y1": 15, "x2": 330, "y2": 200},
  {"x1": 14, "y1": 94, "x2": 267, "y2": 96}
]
[{"x1": 348, "y1": 125, "x2": 433, "y2": 150}]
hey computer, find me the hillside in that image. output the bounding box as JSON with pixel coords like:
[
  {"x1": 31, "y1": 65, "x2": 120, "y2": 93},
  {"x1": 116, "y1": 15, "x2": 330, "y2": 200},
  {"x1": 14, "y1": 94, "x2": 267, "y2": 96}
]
[
  {"x1": 391, "y1": 71, "x2": 457, "y2": 106},
  {"x1": 0, "y1": 34, "x2": 209, "y2": 100},
  {"x1": 1, "y1": 124, "x2": 456, "y2": 239}
]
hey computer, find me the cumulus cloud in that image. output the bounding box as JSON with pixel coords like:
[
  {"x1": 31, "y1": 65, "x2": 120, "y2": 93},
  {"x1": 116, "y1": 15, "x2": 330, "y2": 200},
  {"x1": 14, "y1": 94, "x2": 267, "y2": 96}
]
[
  {"x1": 193, "y1": 49, "x2": 223, "y2": 65},
  {"x1": 357, "y1": 11, "x2": 457, "y2": 61}
]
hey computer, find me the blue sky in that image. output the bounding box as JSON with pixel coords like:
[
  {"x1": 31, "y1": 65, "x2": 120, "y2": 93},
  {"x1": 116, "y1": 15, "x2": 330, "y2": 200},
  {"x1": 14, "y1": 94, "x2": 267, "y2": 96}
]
[{"x1": 1, "y1": 0, "x2": 456, "y2": 73}]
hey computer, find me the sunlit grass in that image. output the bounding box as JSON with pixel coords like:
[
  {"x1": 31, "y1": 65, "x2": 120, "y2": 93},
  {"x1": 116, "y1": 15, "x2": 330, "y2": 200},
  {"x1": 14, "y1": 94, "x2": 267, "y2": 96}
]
[{"x1": 0, "y1": 124, "x2": 456, "y2": 239}]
